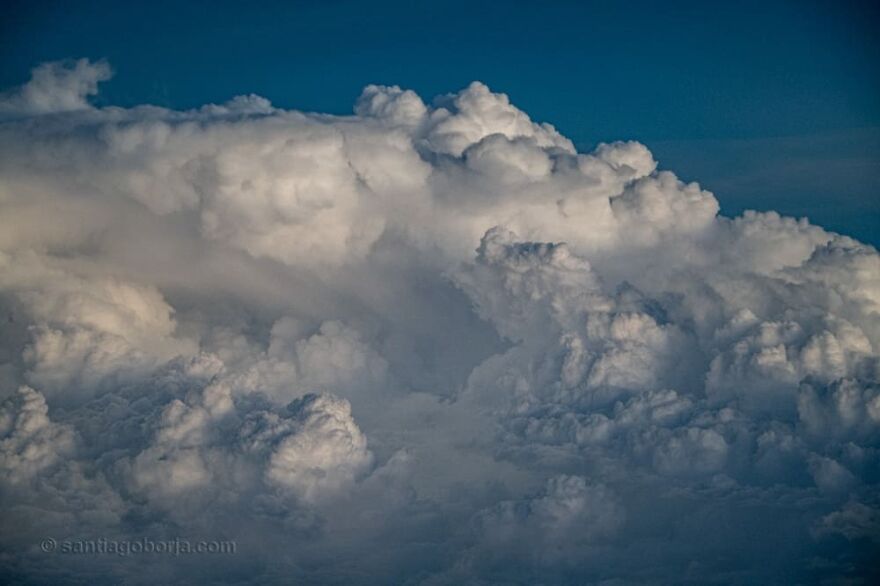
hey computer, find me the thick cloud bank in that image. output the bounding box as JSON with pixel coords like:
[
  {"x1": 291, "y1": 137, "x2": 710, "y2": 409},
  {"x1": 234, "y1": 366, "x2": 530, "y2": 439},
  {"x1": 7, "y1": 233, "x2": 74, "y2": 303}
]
[{"x1": 1, "y1": 60, "x2": 878, "y2": 584}]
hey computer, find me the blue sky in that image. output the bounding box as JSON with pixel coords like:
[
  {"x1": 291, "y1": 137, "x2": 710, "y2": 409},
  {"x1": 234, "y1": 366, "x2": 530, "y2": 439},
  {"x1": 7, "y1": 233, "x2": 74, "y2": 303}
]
[{"x1": 2, "y1": 0, "x2": 878, "y2": 243}]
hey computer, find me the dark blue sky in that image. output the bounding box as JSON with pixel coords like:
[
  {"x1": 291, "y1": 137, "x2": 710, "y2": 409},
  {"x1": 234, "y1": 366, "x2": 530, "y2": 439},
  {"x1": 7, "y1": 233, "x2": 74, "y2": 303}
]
[{"x1": 3, "y1": 0, "x2": 878, "y2": 244}]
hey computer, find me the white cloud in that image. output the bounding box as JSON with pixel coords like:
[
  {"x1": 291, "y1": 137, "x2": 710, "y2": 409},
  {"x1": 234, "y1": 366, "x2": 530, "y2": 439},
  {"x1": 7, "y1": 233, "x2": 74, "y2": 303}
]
[
  {"x1": 0, "y1": 59, "x2": 112, "y2": 115},
  {"x1": 0, "y1": 59, "x2": 878, "y2": 584},
  {"x1": 262, "y1": 393, "x2": 372, "y2": 503},
  {"x1": 0, "y1": 386, "x2": 75, "y2": 485}
]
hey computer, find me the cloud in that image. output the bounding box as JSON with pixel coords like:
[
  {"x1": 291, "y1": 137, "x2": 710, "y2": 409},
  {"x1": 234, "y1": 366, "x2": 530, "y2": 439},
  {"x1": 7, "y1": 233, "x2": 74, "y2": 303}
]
[
  {"x1": 0, "y1": 59, "x2": 112, "y2": 116},
  {"x1": 455, "y1": 475, "x2": 625, "y2": 581},
  {"x1": 0, "y1": 386, "x2": 75, "y2": 485},
  {"x1": 0, "y1": 59, "x2": 878, "y2": 584}
]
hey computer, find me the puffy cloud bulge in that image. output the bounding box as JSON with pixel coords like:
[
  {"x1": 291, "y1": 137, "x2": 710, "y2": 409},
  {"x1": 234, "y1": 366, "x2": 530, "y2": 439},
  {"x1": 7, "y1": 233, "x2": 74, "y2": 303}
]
[{"x1": 0, "y1": 59, "x2": 878, "y2": 584}]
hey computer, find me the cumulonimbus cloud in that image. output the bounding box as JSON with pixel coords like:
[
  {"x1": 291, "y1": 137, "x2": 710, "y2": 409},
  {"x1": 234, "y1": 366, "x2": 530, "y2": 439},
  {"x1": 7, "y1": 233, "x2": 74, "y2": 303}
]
[{"x1": 0, "y1": 59, "x2": 878, "y2": 584}]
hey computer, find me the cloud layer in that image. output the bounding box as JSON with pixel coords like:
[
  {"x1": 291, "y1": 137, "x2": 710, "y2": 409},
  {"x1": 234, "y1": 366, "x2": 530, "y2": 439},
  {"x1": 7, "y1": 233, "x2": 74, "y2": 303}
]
[{"x1": 1, "y1": 60, "x2": 878, "y2": 584}]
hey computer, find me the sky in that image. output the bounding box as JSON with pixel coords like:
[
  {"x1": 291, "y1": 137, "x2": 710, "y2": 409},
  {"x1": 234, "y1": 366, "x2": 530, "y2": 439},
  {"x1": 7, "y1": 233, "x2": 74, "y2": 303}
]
[
  {"x1": 1, "y1": 2, "x2": 879, "y2": 585},
  {"x1": 2, "y1": 0, "x2": 879, "y2": 243}
]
